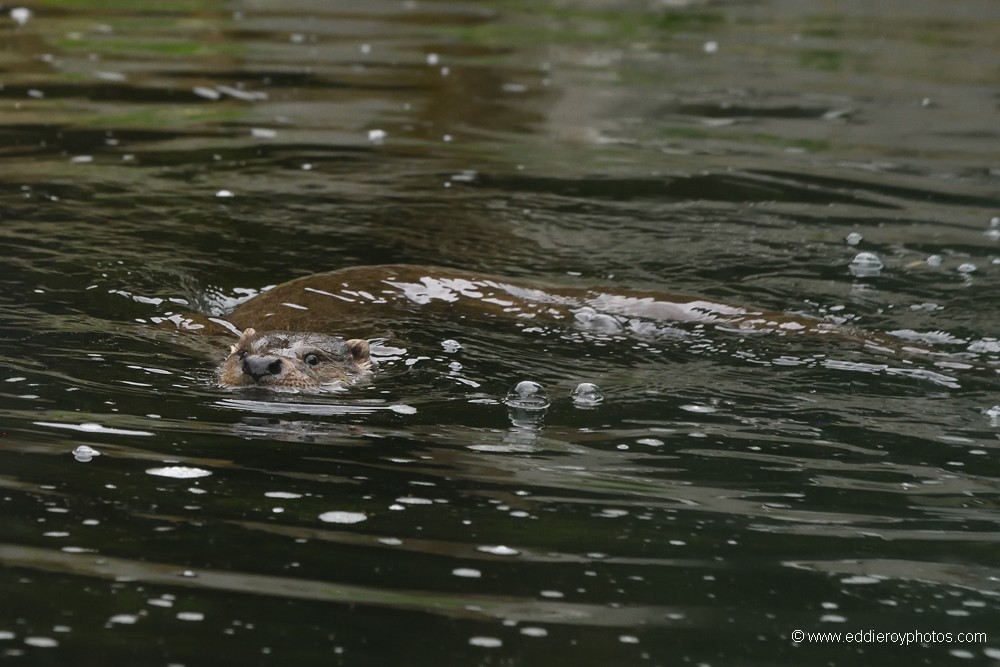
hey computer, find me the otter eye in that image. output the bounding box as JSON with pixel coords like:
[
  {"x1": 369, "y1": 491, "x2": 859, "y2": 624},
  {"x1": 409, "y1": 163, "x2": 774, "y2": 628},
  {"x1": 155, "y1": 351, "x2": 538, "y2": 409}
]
[{"x1": 304, "y1": 353, "x2": 320, "y2": 366}]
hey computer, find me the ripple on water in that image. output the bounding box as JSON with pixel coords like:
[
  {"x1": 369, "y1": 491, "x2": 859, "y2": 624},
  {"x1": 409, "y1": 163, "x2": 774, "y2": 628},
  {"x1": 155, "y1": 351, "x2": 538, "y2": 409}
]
[
  {"x1": 35, "y1": 421, "x2": 154, "y2": 437},
  {"x1": 3, "y1": 2, "x2": 1000, "y2": 664}
]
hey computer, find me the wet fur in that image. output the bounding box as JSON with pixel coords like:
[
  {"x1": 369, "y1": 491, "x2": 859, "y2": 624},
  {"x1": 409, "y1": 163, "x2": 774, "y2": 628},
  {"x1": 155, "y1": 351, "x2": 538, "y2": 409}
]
[{"x1": 217, "y1": 327, "x2": 372, "y2": 390}]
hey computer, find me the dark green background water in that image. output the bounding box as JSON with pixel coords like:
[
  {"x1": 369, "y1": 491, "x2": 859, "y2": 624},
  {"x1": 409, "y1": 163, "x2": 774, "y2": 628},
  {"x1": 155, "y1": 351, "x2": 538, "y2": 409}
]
[{"x1": 2, "y1": 1, "x2": 999, "y2": 665}]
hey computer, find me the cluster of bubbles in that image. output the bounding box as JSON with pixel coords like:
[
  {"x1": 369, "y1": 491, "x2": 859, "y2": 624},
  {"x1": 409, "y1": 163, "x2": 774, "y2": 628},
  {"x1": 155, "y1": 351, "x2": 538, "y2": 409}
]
[
  {"x1": 847, "y1": 219, "x2": 994, "y2": 278},
  {"x1": 503, "y1": 380, "x2": 605, "y2": 429}
]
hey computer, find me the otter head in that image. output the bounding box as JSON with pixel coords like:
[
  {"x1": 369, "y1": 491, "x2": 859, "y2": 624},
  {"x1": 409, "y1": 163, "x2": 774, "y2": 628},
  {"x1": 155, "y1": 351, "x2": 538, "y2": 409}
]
[{"x1": 217, "y1": 327, "x2": 372, "y2": 390}]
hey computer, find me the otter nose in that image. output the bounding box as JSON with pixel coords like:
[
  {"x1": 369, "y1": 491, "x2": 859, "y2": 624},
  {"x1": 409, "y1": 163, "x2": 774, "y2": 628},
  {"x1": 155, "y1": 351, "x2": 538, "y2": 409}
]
[{"x1": 242, "y1": 356, "x2": 283, "y2": 381}]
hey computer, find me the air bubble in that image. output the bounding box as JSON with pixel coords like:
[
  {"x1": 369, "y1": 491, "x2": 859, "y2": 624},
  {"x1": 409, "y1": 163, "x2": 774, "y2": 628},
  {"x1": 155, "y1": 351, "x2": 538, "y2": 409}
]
[
  {"x1": 504, "y1": 381, "x2": 549, "y2": 410},
  {"x1": 849, "y1": 251, "x2": 883, "y2": 277},
  {"x1": 986, "y1": 405, "x2": 1000, "y2": 426},
  {"x1": 845, "y1": 232, "x2": 863, "y2": 246},
  {"x1": 72, "y1": 445, "x2": 101, "y2": 463},
  {"x1": 506, "y1": 380, "x2": 549, "y2": 429},
  {"x1": 570, "y1": 382, "x2": 604, "y2": 407}
]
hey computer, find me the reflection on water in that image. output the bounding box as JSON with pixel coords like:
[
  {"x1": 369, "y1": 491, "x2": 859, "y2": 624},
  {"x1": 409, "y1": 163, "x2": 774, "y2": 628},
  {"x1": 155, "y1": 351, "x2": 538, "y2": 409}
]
[{"x1": 2, "y1": 0, "x2": 1000, "y2": 665}]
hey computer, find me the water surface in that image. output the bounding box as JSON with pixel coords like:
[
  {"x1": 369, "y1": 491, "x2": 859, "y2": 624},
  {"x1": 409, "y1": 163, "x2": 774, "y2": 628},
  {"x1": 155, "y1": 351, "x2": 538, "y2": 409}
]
[{"x1": 2, "y1": 1, "x2": 1000, "y2": 665}]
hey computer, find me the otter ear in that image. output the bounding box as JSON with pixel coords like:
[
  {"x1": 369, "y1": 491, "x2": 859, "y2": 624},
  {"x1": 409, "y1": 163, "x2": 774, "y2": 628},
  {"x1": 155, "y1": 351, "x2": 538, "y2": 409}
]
[
  {"x1": 230, "y1": 327, "x2": 256, "y2": 355},
  {"x1": 345, "y1": 338, "x2": 370, "y2": 364}
]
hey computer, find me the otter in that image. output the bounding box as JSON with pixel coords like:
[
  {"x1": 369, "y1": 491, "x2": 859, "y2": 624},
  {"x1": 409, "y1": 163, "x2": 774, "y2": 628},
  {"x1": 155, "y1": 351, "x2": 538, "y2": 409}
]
[
  {"x1": 165, "y1": 264, "x2": 934, "y2": 390},
  {"x1": 216, "y1": 327, "x2": 372, "y2": 390}
]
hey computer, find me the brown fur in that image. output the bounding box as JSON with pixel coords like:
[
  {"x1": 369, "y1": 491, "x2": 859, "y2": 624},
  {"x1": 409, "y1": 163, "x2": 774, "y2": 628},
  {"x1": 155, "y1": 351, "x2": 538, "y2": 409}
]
[
  {"x1": 217, "y1": 327, "x2": 372, "y2": 390},
  {"x1": 182, "y1": 265, "x2": 922, "y2": 390}
]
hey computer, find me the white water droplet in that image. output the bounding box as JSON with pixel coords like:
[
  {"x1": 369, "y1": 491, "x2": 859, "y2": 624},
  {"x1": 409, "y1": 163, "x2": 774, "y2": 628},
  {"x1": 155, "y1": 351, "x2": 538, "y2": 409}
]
[
  {"x1": 10, "y1": 8, "x2": 31, "y2": 26},
  {"x1": 469, "y1": 636, "x2": 502, "y2": 648},
  {"x1": 477, "y1": 544, "x2": 519, "y2": 556},
  {"x1": 146, "y1": 466, "x2": 211, "y2": 479},
  {"x1": 394, "y1": 496, "x2": 432, "y2": 505},
  {"x1": 318, "y1": 511, "x2": 367, "y2": 524},
  {"x1": 680, "y1": 404, "x2": 717, "y2": 414},
  {"x1": 452, "y1": 568, "x2": 481, "y2": 578},
  {"x1": 264, "y1": 491, "x2": 302, "y2": 499},
  {"x1": 24, "y1": 637, "x2": 57, "y2": 648},
  {"x1": 108, "y1": 614, "x2": 139, "y2": 625},
  {"x1": 250, "y1": 127, "x2": 277, "y2": 139}
]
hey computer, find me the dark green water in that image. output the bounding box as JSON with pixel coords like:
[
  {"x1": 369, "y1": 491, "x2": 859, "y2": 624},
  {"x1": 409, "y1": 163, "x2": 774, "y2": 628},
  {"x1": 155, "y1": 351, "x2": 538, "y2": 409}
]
[{"x1": 2, "y1": 1, "x2": 1000, "y2": 665}]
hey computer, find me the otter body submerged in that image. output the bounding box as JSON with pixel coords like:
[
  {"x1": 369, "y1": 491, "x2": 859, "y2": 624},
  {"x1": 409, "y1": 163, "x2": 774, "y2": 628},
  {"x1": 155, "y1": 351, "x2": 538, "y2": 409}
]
[{"x1": 190, "y1": 264, "x2": 918, "y2": 390}]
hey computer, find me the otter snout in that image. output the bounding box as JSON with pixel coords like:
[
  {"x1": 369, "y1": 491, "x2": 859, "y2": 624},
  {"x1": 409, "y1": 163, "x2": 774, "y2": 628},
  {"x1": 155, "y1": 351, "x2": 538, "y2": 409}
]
[{"x1": 243, "y1": 355, "x2": 283, "y2": 381}]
